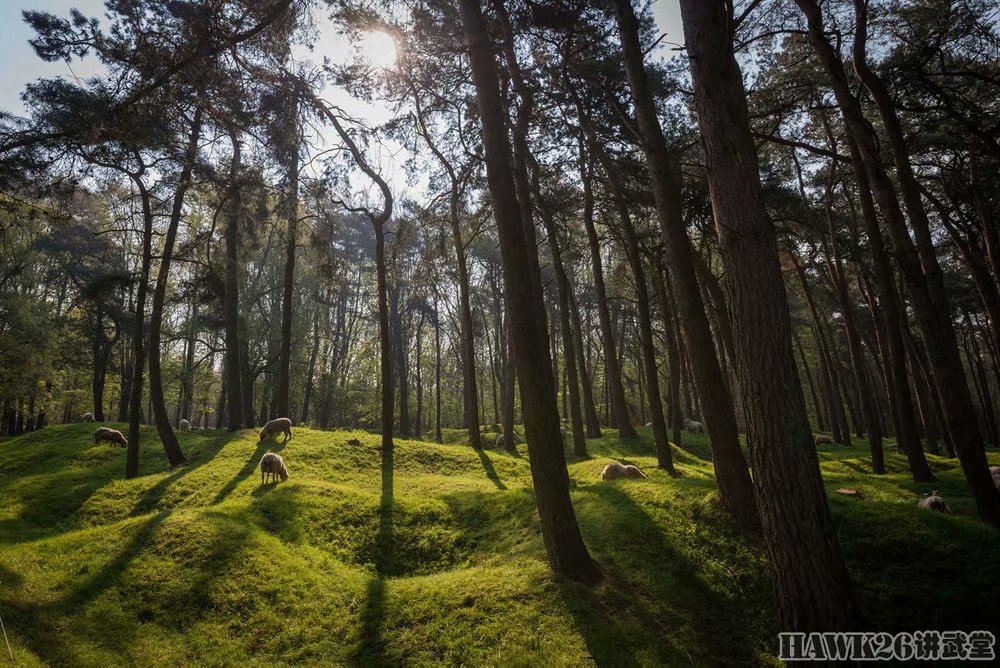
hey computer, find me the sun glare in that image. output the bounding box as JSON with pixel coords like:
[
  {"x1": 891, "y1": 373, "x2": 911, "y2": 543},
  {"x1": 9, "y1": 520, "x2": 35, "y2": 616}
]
[{"x1": 360, "y1": 31, "x2": 397, "y2": 70}]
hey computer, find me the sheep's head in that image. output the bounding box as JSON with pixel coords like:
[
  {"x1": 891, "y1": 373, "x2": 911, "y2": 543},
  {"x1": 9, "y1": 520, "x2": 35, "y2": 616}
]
[
  {"x1": 120, "y1": 438, "x2": 128, "y2": 448},
  {"x1": 279, "y1": 467, "x2": 289, "y2": 482}
]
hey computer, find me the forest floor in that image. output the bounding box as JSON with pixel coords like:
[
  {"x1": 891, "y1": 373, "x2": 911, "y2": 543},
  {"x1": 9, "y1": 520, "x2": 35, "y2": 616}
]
[{"x1": 1, "y1": 423, "x2": 998, "y2": 666}]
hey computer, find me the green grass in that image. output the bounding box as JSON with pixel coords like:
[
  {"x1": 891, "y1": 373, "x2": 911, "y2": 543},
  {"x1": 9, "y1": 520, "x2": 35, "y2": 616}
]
[{"x1": 1, "y1": 424, "x2": 998, "y2": 665}]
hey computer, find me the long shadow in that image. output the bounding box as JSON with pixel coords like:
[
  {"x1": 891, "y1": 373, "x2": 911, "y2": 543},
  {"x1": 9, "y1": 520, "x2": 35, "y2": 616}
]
[
  {"x1": 7, "y1": 510, "x2": 170, "y2": 663},
  {"x1": 12, "y1": 506, "x2": 254, "y2": 664},
  {"x1": 211, "y1": 436, "x2": 286, "y2": 506},
  {"x1": 131, "y1": 432, "x2": 236, "y2": 516},
  {"x1": 474, "y1": 446, "x2": 507, "y2": 490},
  {"x1": 559, "y1": 483, "x2": 770, "y2": 665},
  {"x1": 353, "y1": 444, "x2": 394, "y2": 666}
]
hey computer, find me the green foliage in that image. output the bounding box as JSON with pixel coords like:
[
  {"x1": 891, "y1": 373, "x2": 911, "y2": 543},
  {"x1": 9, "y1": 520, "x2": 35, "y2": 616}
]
[{"x1": 0, "y1": 425, "x2": 997, "y2": 665}]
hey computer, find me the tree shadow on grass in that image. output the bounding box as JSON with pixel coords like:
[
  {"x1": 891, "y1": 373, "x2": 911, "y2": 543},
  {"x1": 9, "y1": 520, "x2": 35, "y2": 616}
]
[
  {"x1": 5, "y1": 509, "x2": 170, "y2": 663},
  {"x1": 211, "y1": 436, "x2": 286, "y2": 505},
  {"x1": 353, "y1": 444, "x2": 394, "y2": 666},
  {"x1": 10, "y1": 507, "x2": 254, "y2": 665},
  {"x1": 130, "y1": 432, "x2": 238, "y2": 516},
  {"x1": 473, "y1": 446, "x2": 507, "y2": 490},
  {"x1": 560, "y1": 483, "x2": 769, "y2": 666}
]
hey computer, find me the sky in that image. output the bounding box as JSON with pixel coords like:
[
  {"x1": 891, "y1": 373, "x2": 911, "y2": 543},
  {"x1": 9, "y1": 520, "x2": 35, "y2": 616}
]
[
  {"x1": 0, "y1": 0, "x2": 683, "y2": 199},
  {"x1": 1, "y1": 0, "x2": 683, "y2": 116}
]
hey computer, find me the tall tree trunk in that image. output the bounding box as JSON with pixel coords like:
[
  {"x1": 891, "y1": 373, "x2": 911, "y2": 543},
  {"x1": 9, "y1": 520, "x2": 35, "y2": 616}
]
[
  {"x1": 677, "y1": 0, "x2": 859, "y2": 631},
  {"x1": 567, "y1": 277, "x2": 602, "y2": 437},
  {"x1": 842, "y1": 132, "x2": 933, "y2": 479},
  {"x1": 276, "y1": 99, "x2": 300, "y2": 420},
  {"x1": 390, "y1": 282, "x2": 410, "y2": 436},
  {"x1": 575, "y1": 136, "x2": 634, "y2": 437},
  {"x1": 460, "y1": 0, "x2": 600, "y2": 583},
  {"x1": 434, "y1": 298, "x2": 443, "y2": 443},
  {"x1": 536, "y1": 189, "x2": 588, "y2": 458},
  {"x1": 793, "y1": 327, "x2": 826, "y2": 432},
  {"x1": 148, "y1": 108, "x2": 202, "y2": 467},
  {"x1": 588, "y1": 140, "x2": 673, "y2": 470},
  {"x1": 821, "y1": 156, "x2": 885, "y2": 471},
  {"x1": 223, "y1": 127, "x2": 246, "y2": 432},
  {"x1": 653, "y1": 264, "x2": 684, "y2": 444},
  {"x1": 91, "y1": 305, "x2": 108, "y2": 421},
  {"x1": 415, "y1": 312, "x2": 424, "y2": 437},
  {"x1": 125, "y1": 171, "x2": 155, "y2": 477},
  {"x1": 301, "y1": 300, "x2": 321, "y2": 425},
  {"x1": 375, "y1": 223, "x2": 394, "y2": 452},
  {"x1": 795, "y1": 260, "x2": 850, "y2": 443},
  {"x1": 612, "y1": 0, "x2": 759, "y2": 532}
]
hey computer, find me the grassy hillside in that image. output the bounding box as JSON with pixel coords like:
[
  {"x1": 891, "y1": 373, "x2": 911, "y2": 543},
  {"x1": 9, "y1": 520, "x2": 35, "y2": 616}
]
[{"x1": 1, "y1": 423, "x2": 998, "y2": 665}]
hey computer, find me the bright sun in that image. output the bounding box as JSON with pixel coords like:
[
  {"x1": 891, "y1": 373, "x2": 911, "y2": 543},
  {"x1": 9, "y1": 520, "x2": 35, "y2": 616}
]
[{"x1": 360, "y1": 31, "x2": 397, "y2": 70}]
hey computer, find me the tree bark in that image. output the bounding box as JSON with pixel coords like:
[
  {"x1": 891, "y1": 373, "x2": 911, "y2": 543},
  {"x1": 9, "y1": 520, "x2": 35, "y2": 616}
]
[
  {"x1": 224, "y1": 126, "x2": 246, "y2": 431},
  {"x1": 460, "y1": 0, "x2": 600, "y2": 583},
  {"x1": 575, "y1": 136, "x2": 635, "y2": 437},
  {"x1": 612, "y1": 0, "x2": 759, "y2": 533},
  {"x1": 148, "y1": 108, "x2": 202, "y2": 467},
  {"x1": 677, "y1": 0, "x2": 859, "y2": 630},
  {"x1": 276, "y1": 98, "x2": 300, "y2": 420}
]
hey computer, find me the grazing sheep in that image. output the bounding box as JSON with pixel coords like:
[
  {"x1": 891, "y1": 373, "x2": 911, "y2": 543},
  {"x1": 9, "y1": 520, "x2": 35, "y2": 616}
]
[
  {"x1": 259, "y1": 417, "x2": 293, "y2": 443},
  {"x1": 495, "y1": 435, "x2": 505, "y2": 449},
  {"x1": 815, "y1": 434, "x2": 834, "y2": 446},
  {"x1": 917, "y1": 495, "x2": 952, "y2": 514},
  {"x1": 179, "y1": 418, "x2": 190, "y2": 432},
  {"x1": 260, "y1": 452, "x2": 288, "y2": 484},
  {"x1": 989, "y1": 465, "x2": 1000, "y2": 490},
  {"x1": 94, "y1": 427, "x2": 127, "y2": 448},
  {"x1": 683, "y1": 419, "x2": 704, "y2": 433},
  {"x1": 347, "y1": 438, "x2": 361, "y2": 446},
  {"x1": 82, "y1": 412, "x2": 95, "y2": 422},
  {"x1": 601, "y1": 462, "x2": 648, "y2": 481}
]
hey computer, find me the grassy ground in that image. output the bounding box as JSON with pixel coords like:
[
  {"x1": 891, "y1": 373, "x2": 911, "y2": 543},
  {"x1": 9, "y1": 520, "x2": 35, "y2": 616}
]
[{"x1": 1, "y1": 423, "x2": 998, "y2": 665}]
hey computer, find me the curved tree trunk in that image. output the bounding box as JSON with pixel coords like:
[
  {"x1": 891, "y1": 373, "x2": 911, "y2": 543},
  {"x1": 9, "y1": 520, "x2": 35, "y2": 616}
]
[
  {"x1": 460, "y1": 0, "x2": 600, "y2": 583},
  {"x1": 677, "y1": 0, "x2": 859, "y2": 631},
  {"x1": 612, "y1": 0, "x2": 758, "y2": 533},
  {"x1": 148, "y1": 108, "x2": 203, "y2": 467}
]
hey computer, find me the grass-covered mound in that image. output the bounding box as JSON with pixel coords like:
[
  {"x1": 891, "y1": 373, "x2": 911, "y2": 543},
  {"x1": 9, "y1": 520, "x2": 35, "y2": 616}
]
[{"x1": 1, "y1": 423, "x2": 998, "y2": 665}]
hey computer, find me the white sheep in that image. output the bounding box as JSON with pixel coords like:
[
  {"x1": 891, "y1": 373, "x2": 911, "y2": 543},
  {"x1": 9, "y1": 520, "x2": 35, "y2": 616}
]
[
  {"x1": 82, "y1": 412, "x2": 95, "y2": 422},
  {"x1": 495, "y1": 434, "x2": 505, "y2": 449},
  {"x1": 179, "y1": 418, "x2": 190, "y2": 432},
  {"x1": 259, "y1": 417, "x2": 293, "y2": 443},
  {"x1": 815, "y1": 434, "x2": 834, "y2": 445},
  {"x1": 94, "y1": 427, "x2": 127, "y2": 448},
  {"x1": 989, "y1": 465, "x2": 1000, "y2": 490},
  {"x1": 260, "y1": 452, "x2": 288, "y2": 484},
  {"x1": 917, "y1": 495, "x2": 951, "y2": 514},
  {"x1": 601, "y1": 462, "x2": 648, "y2": 481},
  {"x1": 684, "y1": 418, "x2": 704, "y2": 433},
  {"x1": 644, "y1": 422, "x2": 653, "y2": 428}
]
